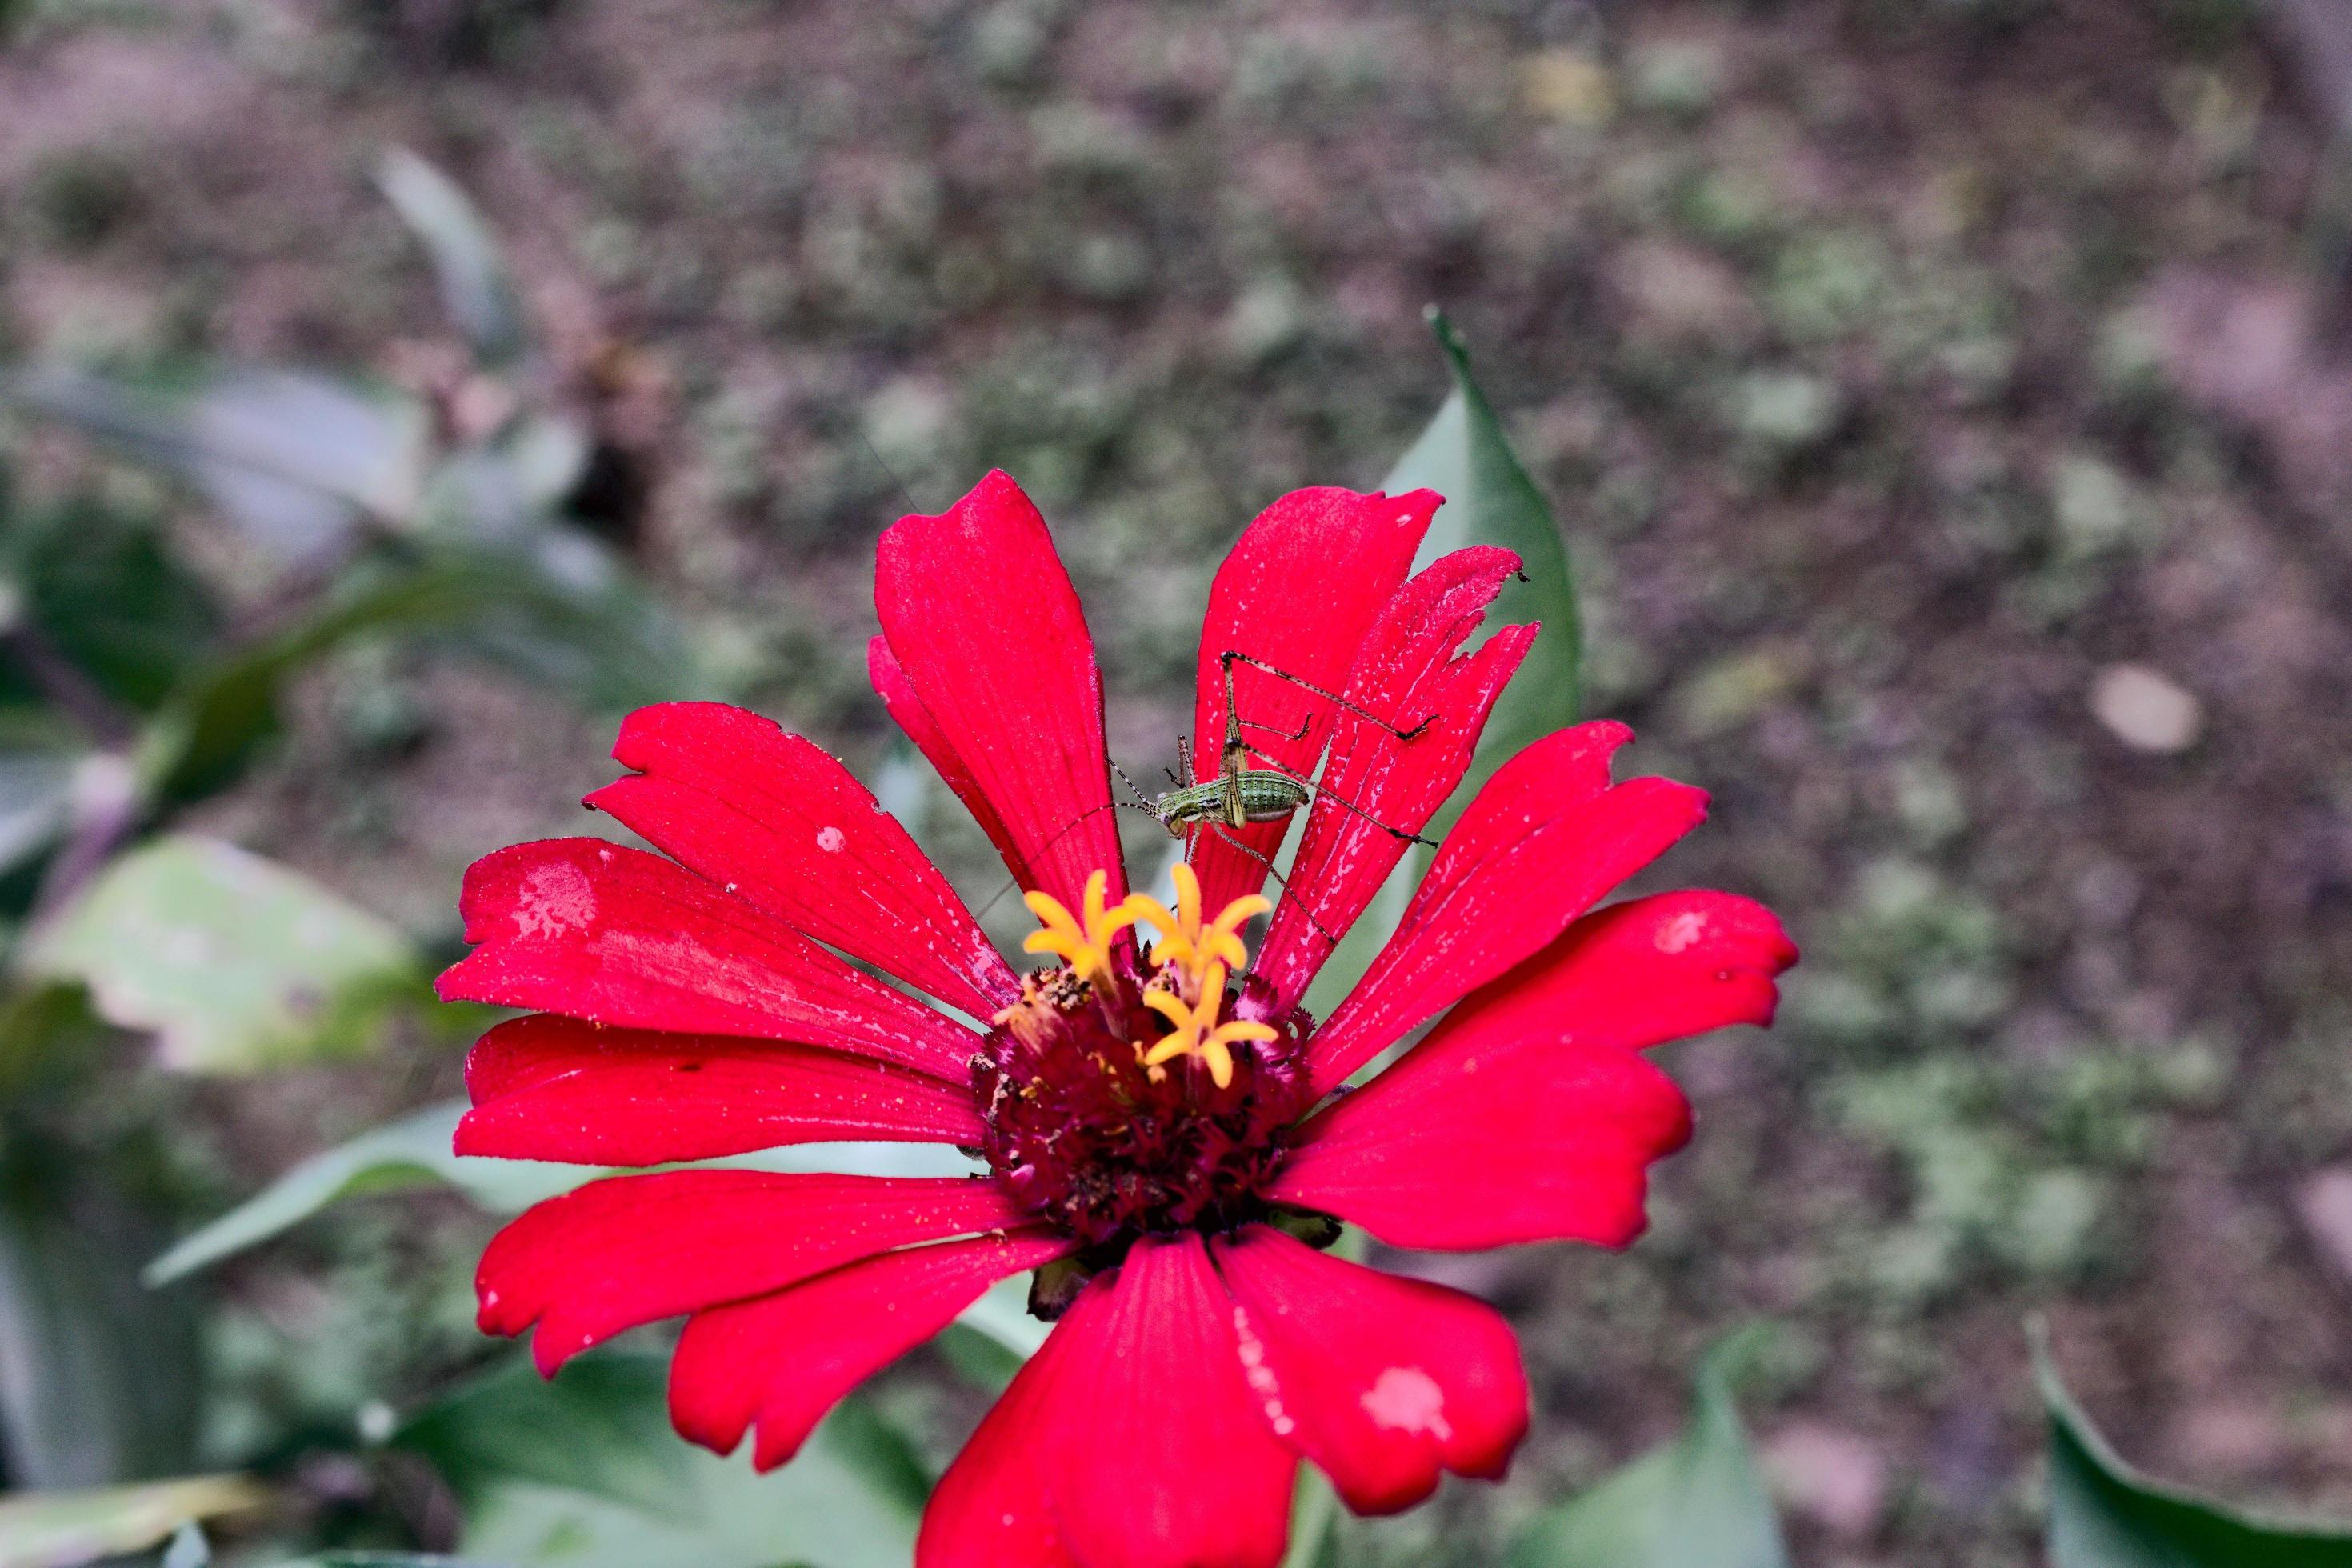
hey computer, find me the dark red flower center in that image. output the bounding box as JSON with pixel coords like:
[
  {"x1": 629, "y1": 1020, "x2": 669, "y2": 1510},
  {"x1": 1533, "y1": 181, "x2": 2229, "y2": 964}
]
[{"x1": 972, "y1": 959, "x2": 1316, "y2": 1258}]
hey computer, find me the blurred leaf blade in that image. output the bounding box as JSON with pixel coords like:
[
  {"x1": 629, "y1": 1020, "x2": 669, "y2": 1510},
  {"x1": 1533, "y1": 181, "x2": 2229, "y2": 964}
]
[
  {"x1": 394, "y1": 1354, "x2": 691, "y2": 1518},
  {"x1": 9, "y1": 366, "x2": 428, "y2": 565},
  {"x1": 400, "y1": 1353, "x2": 919, "y2": 1568},
  {"x1": 1306, "y1": 313, "x2": 1579, "y2": 1018},
  {"x1": 2038, "y1": 1324, "x2": 2352, "y2": 1566},
  {"x1": 376, "y1": 147, "x2": 526, "y2": 365},
  {"x1": 0, "y1": 747, "x2": 80, "y2": 881},
  {"x1": 0, "y1": 496, "x2": 224, "y2": 713},
  {"x1": 146, "y1": 544, "x2": 698, "y2": 802},
  {"x1": 0, "y1": 1474, "x2": 266, "y2": 1568},
  {"x1": 142, "y1": 1102, "x2": 578, "y2": 1286},
  {"x1": 1383, "y1": 308, "x2": 1582, "y2": 762},
  {"x1": 286, "y1": 1555, "x2": 510, "y2": 1566},
  {"x1": 0, "y1": 1179, "x2": 202, "y2": 1489},
  {"x1": 24, "y1": 834, "x2": 425, "y2": 1074},
  {"x1": 1280, "y1": 1467, "x2": 1342, "y2": 1568},
  {"x1": 146, "y1": 1102, "x2": 976, "y2": 1285},
  {"x1": 1506, "y1": 1331, "x2": 1790, "y2": 1568}
]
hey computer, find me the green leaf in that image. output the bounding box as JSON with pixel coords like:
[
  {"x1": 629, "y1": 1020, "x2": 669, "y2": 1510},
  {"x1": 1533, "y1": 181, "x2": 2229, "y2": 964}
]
[
  {"x1": 401, "y1": 1353, "x2": 920, "y2": 1568},
  {"x1": 1385, "y1": 309, "x2": 1582, "y2": 763},
  {"x1": 0, "y1": 496, "x2": 223, "y2": 712},
  {"x1": 10, "y1": 366, "x2": 429, "y2": 564},
  {"x1": 23, "y1": 834, "x2": 425, "y2": 1073},
  {"x1": 376, "y1": 148, "x2": 527, "y2": 366},
  {"x1": 0, "y1": 746, "x2": 80, "y2": 880},
  {"x1": 415, "y1": 421, "x2": 592, "y2": 544},
  {"x1": 145, "y1": 546, "x2": 696, "y2": 802},
  {"x1": 1305, "y1": 311, "x2": 1583, "y2": 1019},
  {"x1": 0, "y1": 1178, "x2": 202, "y2": 1490},
  {"x1": 141, "y1": 1101, "x2": 571, "y2": 1286},
  {"x1": 2038, "y1": 1322, "x2": 2352, "y2": 1566},
  {"x1": 396, "y1": 1354, "x2": 693, "y2": 1518},
  {"x1": 1506, "y1": 1331, "x2": 1790, "y2": 1568},
  {"x1": 1280, "y1": 1467, "x2": 1342, "y2": 1568},
  {"x1": 0, "y1": 1474, "x2": 267, "y2": 1568},
  {"x1": 418, "y1": 536, "x2": 698, "y2": 711},
  {"x1": 144, "y1": 1099, "x2": 978, "y2": 1285},
  {"x1": 0, "y1": 982, "x2": 113, "y2": 1095},
  {"x1": 288, "y1": 1555, "x2": 510, "y2": 1567}
]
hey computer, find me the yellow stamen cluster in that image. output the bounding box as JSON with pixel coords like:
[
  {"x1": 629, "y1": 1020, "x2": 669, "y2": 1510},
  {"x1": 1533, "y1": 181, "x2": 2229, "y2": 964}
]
[
  {"x1": 1016, "y1": 863, "x2": 1279, "y2": 1090},
  {"x1": 1141, "y1": 964, "x2": 1276, "y2": 1090},
  {"x1": 1126, "y1": 864, "x2": 1270, "y2": 1002},
  {"x1": 1020, "y1": 870, "x2": 1143, "y2": 990}
]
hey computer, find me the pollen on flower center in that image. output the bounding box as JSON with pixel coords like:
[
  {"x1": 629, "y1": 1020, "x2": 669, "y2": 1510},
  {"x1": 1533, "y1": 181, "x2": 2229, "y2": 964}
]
[{"x1": 974, "y1": 865, "x2": 1316, "y2": 1258}]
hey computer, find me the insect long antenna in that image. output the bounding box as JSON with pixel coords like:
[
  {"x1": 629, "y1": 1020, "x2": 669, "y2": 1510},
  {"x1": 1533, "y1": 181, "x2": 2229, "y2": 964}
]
[
  {"x1": 969, "y1": 796, "x2": 1162, "y2": 923},
  {"x1": 856, "y1": 427, "x2": 932, "y2": 515},
  {"x1": 1108, "y1": 759, "x2": 1156, "y2": 811},
  {"x1": 1198, "y1": 823, "x2": 1338, "y2": 953}
]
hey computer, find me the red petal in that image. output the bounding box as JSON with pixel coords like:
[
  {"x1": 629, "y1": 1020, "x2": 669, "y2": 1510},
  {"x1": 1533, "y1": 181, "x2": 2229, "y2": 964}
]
[
  {"x1": 869, "y1": 634, "x2": 1026, "y2": 888},
  {"x1": 454, "y1": 1014, "x2": 985, "y2": 1166},
  {"x1": 1256, "y1": 547, "x2": 1535, "y2": 1007},
  {"x1": 919, "y1": 1299, "x2": 1086, "y2": 1568},
  {"x1": 1271, "y1": 1019, "x2": 1692, "y2": 1251},
  {"x1": 475, "y1": 1171, "x2": 1026, "y2": 1374},
  {"x1": 673, "y1": 1229, "x2": 1073, "y2": 1471},
  {"x1": 1045, "y1": 1234, "x2": 1298, "y2": 1568},
  {"x1": 434, "y1": 838, "x2": 974, "y2": 1081},
  {"x1": 1212, "y1": 1226, "x2": 1529, "y2": 1514},
  {"x1": 586, "y1": 702, "x2": 1018, "y2": 1018},
  {"x1": 1440, "y1": 890, "x2": 1797, "y2": 1058},
  {"x1": 874, "y1": 470, "x2": 1124, "y2": 914},
  {"x1": 1305, "y1": 724, "x2": 1708, "y2": 1096},
  {"x1": 1189, "y1": 487, "x2": 1435, "y2": 915}
]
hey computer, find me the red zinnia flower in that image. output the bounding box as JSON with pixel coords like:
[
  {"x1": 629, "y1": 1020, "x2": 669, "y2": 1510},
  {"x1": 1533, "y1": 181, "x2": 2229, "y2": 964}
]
[{"x1": 437, "y1": 470, "x2": 1795, "y2": 1566}]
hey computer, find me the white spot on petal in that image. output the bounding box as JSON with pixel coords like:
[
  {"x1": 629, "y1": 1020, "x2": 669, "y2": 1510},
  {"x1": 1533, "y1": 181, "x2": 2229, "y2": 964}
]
[
  {"x1": 816, "y1": 826, "x2": 847, "y2": 854},
  {"x1": 1232, "y1": 1305, "x2": 1292, "y2": 1434},
  {"x1": 1657, "y1": 910, "x2": 1708, "y2": 954},
  {"x1": 1361, "y1": 1366, "x2": 1451, "y2": 1440},
  {"x1": 514, "y1": 862, "x2": 597, "y2": 938}
]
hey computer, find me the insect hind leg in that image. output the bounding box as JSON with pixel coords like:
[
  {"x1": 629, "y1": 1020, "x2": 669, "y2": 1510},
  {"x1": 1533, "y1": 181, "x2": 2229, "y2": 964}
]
[
  {"x1": 970, "y1": 798, "x2": 1162, "y2": 922},
  {"x1": 1238, "y1": 713, "x2": 1314, "y2": 745},
  {"x1": 1221, "y1": 649, "x2": 1436, "y2": 742},
  {"x1": 1247, "y1": 759, "x2": 1439, "y2": 849}
]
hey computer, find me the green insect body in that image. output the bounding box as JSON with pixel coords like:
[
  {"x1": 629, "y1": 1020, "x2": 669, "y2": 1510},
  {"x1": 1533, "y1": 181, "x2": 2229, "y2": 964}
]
[
  {"x1": 1133, "y1": 651, "x2": 1435, "y2": 850},
  {"x1": 993, "y1": 651, "x2": 1440, "y2": 944},
  {"x1": 1149, "y1": 769, "x2": 1314, "y2": 834}
]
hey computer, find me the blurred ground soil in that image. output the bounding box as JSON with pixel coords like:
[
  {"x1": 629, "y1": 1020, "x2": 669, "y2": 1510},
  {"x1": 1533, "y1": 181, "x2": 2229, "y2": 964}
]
[{"x1": 8, "y1": 0, "x2": 2352, "y2": 1562}]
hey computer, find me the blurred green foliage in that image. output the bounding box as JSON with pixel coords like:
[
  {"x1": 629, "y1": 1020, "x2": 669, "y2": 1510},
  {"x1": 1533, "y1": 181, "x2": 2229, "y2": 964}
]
[
  {"x1": 1506, "y1": 1331, "x2": 1790, "y2": 1568},
  {"x1": 0, "y1": 148, "x2": 728, "y2": 1562}
]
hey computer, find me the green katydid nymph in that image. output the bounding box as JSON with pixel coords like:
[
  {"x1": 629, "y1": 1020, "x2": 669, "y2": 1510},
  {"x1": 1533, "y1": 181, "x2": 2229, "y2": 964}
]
[
  {"x1": 982, "y1": 651, "x2": 1441, "y2": 939},
  {"x1": 1121, "y1": 650, "x2": 1440, "y2": 849}
]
